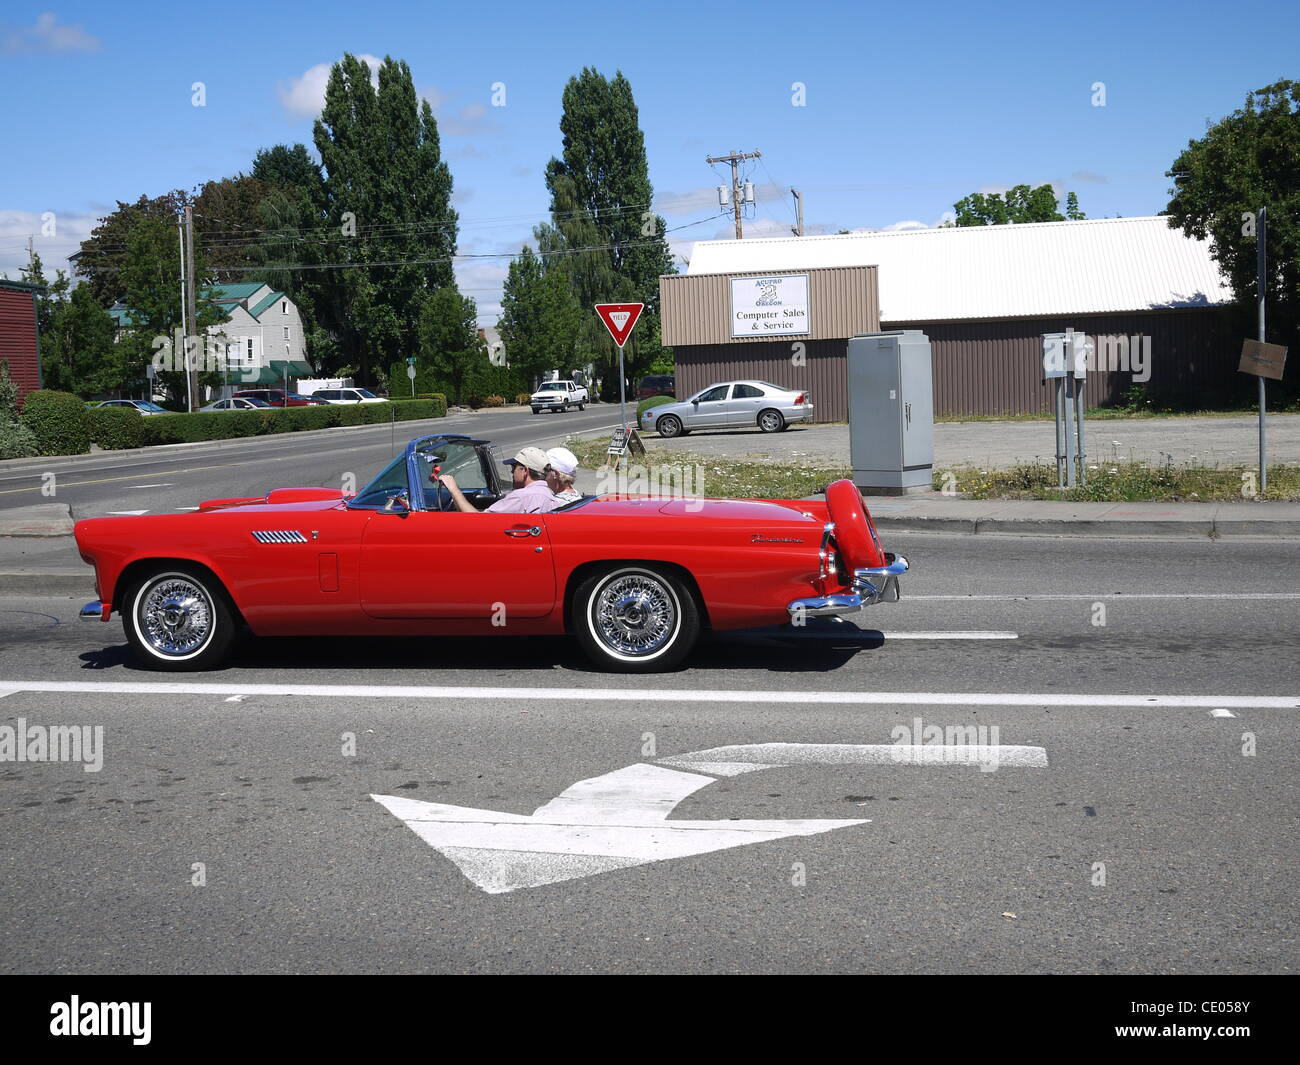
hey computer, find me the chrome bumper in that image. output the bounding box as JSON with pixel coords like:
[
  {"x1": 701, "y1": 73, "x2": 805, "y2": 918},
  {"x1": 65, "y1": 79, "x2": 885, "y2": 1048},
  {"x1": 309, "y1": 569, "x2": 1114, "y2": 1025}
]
[
  {"x1": 80, "y1": 600, "x2": 108, "y2": 621},
  {"x1": 787, "y1": 554, "x2": 909, "y2": 619}
]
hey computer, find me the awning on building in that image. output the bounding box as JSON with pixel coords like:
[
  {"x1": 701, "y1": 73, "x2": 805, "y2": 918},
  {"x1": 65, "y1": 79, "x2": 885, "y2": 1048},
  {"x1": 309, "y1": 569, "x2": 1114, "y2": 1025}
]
[{"x1": 236, "y1": 360, "x2": 315, "y2": 386}]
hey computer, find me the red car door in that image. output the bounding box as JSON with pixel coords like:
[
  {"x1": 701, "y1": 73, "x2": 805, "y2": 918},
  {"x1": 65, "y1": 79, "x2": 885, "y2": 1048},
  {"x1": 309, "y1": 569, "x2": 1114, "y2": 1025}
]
[{"x1": 359, "y1": 510, "x2": 557, "y2": 619}]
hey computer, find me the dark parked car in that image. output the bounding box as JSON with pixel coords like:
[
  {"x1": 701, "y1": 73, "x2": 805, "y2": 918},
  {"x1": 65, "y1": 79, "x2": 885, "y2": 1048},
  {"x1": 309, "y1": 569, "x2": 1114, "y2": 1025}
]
[
  {"x1": 232, "y1": 389, "x2": 326, "y2": 407},
  {"x1": 636, "y1": 375, "x2": 675, "y2": 400}
]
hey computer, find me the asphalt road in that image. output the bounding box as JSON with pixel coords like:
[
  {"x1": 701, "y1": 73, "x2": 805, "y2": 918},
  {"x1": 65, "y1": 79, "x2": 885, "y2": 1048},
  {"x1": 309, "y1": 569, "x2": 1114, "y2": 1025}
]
[
  {"x1": 0, "y1": 534, "x2": 1295, "y2": 974},
  {"x1": 0, "y1": 405, "x2": 617, "y2": 520}
]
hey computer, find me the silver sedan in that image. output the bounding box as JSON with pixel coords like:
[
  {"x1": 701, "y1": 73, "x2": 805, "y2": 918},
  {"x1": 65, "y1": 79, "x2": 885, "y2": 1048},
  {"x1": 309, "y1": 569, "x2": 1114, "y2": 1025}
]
[{"x1": 640, "y1": 380, "x2": 814, "y2": 438}]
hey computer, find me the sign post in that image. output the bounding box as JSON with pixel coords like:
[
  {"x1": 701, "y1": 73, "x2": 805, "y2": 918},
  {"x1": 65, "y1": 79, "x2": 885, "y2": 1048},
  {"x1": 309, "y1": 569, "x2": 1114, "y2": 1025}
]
[
  {"x1": 1236, "y1": 208, "x2": 1290, "y2": 494},
  {"x1": 595, "y1": 302, "x2": 645, "y2": 455},
  {"x1": 406, "y1": 356, "x2": 417, "y2": 397}
]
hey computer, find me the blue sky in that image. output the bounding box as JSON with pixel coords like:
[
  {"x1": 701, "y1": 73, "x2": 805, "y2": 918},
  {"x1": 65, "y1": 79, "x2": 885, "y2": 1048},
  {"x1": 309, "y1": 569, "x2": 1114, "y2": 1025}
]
[{"x1": 1, "y1": 0, "x2": 1296, "y2": 324}]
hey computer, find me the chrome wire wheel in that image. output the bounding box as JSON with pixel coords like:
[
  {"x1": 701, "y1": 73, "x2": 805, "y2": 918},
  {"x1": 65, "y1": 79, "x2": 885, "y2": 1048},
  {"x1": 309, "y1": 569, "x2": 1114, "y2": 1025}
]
[
  {"x1": 135, "y1": 574, "x2": 215, "y2": 659},
  {"x1": 589, "y1": 571, "x2": 680, "y2": 660}
]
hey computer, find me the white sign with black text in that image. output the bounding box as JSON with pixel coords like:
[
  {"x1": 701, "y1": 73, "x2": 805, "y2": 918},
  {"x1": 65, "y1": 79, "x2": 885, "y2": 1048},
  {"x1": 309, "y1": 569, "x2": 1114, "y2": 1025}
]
[{"x1": 731, "y1": 274, "x2": 810, "y2": 338}]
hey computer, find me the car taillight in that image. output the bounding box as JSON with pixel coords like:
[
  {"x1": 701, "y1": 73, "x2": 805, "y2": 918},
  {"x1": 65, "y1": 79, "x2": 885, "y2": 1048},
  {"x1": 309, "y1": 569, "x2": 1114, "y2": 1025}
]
[{"x1": 795, "y1": 393, "x2": 805, "y2": 405}]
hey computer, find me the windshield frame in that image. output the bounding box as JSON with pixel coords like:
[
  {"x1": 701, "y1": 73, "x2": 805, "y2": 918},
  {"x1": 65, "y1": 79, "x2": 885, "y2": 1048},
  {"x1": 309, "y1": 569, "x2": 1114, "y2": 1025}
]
[{"x1": 345, "y1": 433, "x2": 498, "y2": 512}]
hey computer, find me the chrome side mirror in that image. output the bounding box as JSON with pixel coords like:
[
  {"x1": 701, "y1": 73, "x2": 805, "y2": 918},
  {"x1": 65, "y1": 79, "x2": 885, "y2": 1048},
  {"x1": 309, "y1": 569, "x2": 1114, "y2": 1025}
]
[{"x1": 382, "y1": 492, "x2": 411, "y2": 515}]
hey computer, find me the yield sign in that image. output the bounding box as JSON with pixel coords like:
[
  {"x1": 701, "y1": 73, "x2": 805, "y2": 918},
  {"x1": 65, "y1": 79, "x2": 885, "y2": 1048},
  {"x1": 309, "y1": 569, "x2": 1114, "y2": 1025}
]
[{"x1": 595, "y1": 302, "x2": 643, "y2": 348}]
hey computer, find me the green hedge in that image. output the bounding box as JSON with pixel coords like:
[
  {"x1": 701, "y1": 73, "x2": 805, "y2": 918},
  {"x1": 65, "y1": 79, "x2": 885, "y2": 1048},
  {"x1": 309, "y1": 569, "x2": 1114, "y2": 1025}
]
[
  {"x1": 10, "y1": 397, "x2": 447, "y2": 456},
  {"x1": 636, "y1": 395, "x2": 676, "y2": 420},
  {"x1": 86, "y1": 407, "x2": 145, "y2": 451},
  {"x1": 20, "y1": 390, "x2": 89, "y2": 456},
  {"x1": 136, "y1": 399, "x2": 446, "y2": 448}
]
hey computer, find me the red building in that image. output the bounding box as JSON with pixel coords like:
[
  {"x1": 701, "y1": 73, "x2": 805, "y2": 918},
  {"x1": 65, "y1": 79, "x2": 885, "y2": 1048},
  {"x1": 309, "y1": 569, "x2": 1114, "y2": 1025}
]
[{"x1": 0, "y1": 279, "x2": 44, "y2": 402}]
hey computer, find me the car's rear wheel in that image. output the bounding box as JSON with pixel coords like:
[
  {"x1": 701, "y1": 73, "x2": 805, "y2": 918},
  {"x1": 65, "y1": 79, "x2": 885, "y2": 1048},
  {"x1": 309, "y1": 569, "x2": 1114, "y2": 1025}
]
[
  {"x1": 758, "y1": 408, "x2": 785, "y2": 433},
  {"x1": 578, "y1": 402, "x2": 586, "y2": 410},
  {"x1": 825, "y1": 478, "x2": 887, "y2": 570},
  {"x1": 122, "y1": 566, "x2": 237, "y2": 671},
  {"x1": 657, "y1": 414, "x2": 683, "y2": 438},
  {"x1": 573, "y1": 565, "x2": 700, "y2": 672}
]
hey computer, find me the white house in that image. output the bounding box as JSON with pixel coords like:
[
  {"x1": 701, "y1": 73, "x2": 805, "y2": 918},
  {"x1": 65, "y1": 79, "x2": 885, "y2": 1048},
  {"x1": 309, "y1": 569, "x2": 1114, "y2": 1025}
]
[{"x1": 110, "y1": 282, "x2": 313, "y2": 393}]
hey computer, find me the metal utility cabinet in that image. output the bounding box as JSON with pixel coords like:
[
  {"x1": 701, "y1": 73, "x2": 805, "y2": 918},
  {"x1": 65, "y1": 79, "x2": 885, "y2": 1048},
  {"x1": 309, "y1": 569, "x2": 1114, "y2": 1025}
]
[{"x1": 848, "y1": 330, "x2": 934, "y2": 493}]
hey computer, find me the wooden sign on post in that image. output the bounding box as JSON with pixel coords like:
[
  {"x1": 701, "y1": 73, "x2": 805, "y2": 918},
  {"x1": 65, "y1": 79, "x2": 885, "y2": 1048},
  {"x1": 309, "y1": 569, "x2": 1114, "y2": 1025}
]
[{"x1": 1239, "y1": 339, "x2": 1288, "y2": 381}]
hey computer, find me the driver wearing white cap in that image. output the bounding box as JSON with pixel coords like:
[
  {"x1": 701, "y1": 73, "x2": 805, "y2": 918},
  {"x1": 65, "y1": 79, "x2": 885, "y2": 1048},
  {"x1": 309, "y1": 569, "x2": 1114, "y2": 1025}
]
[
  {"x1": 545, "y1": 446, "x2": 582, "y2": 505},
  {"x1": 439, "y1": 446, "x2": 560, "y2": 513}
]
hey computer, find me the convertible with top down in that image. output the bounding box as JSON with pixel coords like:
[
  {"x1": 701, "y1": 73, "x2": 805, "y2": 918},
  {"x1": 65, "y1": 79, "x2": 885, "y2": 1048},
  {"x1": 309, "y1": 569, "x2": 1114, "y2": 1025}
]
[{"x1": 73, "y1": 433, "x2": 909, "y2": 672}]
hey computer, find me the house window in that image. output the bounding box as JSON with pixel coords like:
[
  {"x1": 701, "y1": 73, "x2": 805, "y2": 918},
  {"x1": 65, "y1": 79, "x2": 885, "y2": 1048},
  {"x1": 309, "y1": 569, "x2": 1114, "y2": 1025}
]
[
  {"x1": 282, "y1": 301, "x2": 288, "y2": 314},
  {"x1": 283, "y1": 326, "x2": 291, "y2": 340},
  {"x1": 245, "y1": 338, "x2": 254, "y2": 363}
]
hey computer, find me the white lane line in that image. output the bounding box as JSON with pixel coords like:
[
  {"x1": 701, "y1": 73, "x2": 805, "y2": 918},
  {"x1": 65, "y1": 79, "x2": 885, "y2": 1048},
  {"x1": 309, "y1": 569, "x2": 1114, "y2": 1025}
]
[
  {"x1": 0, "y1": 689, "x2": 15, "y2": 700},
  {"x1": 1, "y1": 680, "x2": 1295, "y2": 709},
  {"x1": 106, "y1": 510, "x2": 149, "y2": 516},
  {"x1": 175, "y1": 507, "x2": 199, "y2": 511},
  {"x1": 1210, "y1": 708, "x2": 1236, "y2": 718},
  {"x1": 128, "y1": 483, "x2": 173, "y2": 489},
  {"x1": 910, "y1": 593, "x2": 1300, "y2": 601}
]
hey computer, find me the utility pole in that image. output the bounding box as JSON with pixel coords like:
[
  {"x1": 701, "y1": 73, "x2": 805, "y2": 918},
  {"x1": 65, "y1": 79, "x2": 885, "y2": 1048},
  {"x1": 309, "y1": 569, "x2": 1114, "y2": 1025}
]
[
  {"x1": 790, "y1": 188, "x2": 804, "y2": 236},
  {"x1": 707, "y1": 150, "x2": 761, "y2": 239},
  {"x1": 184, "y1": 205, "x2": 198, "y2": 411}
]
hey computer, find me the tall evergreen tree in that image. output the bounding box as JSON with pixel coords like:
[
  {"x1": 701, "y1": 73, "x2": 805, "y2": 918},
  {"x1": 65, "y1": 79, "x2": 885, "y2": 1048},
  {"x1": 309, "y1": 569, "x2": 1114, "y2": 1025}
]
[
  {"x1": 542, "y1": 68, "x2": 674, "y2": 399},
  {"x1": 310, "y1": 54, "x2": 460, "y2": 384}
]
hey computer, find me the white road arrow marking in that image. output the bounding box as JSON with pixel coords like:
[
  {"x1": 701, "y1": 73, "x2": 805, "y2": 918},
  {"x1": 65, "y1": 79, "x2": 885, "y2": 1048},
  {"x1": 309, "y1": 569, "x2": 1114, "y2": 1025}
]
[
  {"x1": 372, "y1": 741, "x2": 1048, "y2": 894},
  {"x1": 106, "y1": 510, "x2": 149, "y2": 516},
  {"x1": 372, "y1": 762, "x2": 864, "y2": 894}
]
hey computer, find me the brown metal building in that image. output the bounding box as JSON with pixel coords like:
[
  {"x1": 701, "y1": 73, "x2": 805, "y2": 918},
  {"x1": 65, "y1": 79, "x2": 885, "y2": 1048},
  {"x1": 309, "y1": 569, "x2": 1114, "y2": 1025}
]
[
  {"x1": 662, "y1": 218, "x2": 1237, "y2": 420},
  {"x1": 0, "y1": 279, "x2": 43, "y2": 402}
]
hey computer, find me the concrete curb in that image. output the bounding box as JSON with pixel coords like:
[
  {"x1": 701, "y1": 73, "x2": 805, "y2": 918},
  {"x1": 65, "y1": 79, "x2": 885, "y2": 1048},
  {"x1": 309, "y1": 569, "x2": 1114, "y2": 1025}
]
[
  {"x1": 872, "y1": 514, "x2": 1300, "y2": 538},
  {"x1": 0, "y1": 572, "x2": 91, "y2": 594},
  {"x1": 0, "y1": 504, "x2": 75, "y2": 537}
]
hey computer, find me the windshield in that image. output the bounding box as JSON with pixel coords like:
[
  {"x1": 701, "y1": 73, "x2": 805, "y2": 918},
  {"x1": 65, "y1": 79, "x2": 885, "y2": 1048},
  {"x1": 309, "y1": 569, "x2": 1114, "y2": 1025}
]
[{"x1": 351, "y1": 454, "x2": 409, "y2": 508}]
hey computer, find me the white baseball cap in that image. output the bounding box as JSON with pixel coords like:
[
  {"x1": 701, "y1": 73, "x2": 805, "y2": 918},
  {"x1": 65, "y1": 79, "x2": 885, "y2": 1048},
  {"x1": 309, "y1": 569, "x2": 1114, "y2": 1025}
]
[{"x1": 546, "y1": 446, "x2": 578, "y2": 476}]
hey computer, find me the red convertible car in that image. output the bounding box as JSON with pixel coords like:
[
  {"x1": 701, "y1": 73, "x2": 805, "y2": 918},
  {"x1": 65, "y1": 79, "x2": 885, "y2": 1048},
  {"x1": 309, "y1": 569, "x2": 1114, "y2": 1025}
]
[{"x1": 74, "y1": 433, "x2": 908, "y2": 672}]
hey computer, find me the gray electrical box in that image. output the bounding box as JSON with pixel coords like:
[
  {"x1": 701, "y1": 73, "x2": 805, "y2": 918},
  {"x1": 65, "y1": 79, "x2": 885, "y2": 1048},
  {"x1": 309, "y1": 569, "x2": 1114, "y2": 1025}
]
[{"x1": 848, "y1": 330, "x2": 934, "y2": 493}]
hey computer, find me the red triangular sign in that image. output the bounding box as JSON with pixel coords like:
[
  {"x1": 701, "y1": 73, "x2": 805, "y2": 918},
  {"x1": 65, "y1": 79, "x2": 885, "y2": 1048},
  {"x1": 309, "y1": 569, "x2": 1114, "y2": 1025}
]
[{"x1": 595, "y1": 303, "x2": 644, "y2": 348}]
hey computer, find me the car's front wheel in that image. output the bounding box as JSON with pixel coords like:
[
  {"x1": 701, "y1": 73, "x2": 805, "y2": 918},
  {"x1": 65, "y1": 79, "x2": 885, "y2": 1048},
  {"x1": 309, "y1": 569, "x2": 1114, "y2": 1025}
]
[
  {"x1": 656, "y1": 414, "x2": 683, "y2": 438},
  {"x1": 122, "y1": 566, "x2": 237, "y2": 671},
  {"x1": 573, "y1": 565, "x2": 700, "y2": 672}
]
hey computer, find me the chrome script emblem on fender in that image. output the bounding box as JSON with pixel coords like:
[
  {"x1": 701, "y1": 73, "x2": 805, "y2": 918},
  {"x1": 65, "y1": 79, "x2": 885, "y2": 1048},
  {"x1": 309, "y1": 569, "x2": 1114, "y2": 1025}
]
[{"x1": 752, "y1": 534, "x2": 804, "y2": 543}]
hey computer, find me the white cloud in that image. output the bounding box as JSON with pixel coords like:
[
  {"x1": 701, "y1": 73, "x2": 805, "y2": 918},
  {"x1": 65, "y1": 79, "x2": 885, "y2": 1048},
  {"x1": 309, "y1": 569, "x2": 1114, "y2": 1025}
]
[
  {"x1": 0, "y1": 208, "x2": 100, "y2": 282},
  {"x1": 1, "y1": 13, "x2": 100, "y2": 55},
  {"x1": 278, "y1": 54, "x2": 383, "y2": 118}
]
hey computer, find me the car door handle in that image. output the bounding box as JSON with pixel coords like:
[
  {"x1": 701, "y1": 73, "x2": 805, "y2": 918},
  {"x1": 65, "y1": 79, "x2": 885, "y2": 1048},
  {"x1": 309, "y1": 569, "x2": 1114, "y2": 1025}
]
[{"x1": 504, "y1": 525, "x2": 541, "y2": 538}]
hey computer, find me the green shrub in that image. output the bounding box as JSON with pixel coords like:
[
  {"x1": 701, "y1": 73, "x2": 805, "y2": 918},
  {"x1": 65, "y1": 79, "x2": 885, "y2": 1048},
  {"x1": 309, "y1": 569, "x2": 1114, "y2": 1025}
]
[
  {"x1": 0, "y1": 420, "x2": 39, "y2": 459},
  {"x1": 0, "y1": 363, "x2": 38, "y2": 459},
  {"x1": 637, "y1": 395, "x2": 676, "y2": 420},
  {"x1": 20, "y1": 389, "x2": 89, "y2": 456},
  {"x1": 86, "y1": 407, "x2": 144, "y2": 451}
]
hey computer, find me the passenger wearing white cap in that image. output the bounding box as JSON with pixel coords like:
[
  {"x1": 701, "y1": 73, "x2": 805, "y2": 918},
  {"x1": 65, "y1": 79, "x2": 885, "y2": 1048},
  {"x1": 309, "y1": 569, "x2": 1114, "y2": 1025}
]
[
  {"x1": 545, "y1": 446, "x2": 582, "y2": 505},
  {"x1": 439, "y1": 446, "x2": 560, "y2": 513}
]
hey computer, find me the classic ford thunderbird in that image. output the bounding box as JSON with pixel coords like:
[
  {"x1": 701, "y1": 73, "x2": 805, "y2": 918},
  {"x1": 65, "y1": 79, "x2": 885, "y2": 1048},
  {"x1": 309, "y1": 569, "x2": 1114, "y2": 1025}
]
[{"x1": 74, "y1": 433, "x2": 909, "y2": 672}]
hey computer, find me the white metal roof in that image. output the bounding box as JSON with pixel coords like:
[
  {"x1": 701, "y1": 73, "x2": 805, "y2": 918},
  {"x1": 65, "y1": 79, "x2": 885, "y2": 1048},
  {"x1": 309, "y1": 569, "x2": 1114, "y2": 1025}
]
[{"x1": 683, "y1": 216, "x2": 1232, "y2": 322}]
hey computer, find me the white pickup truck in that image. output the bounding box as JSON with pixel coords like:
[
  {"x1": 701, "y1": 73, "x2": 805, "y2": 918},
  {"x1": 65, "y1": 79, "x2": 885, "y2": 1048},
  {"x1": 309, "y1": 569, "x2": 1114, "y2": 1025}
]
[{"x1": 530, "y1": 379, "x2": 589, "y2": 414}]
